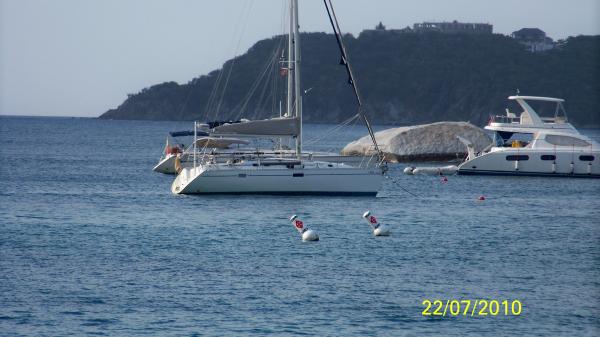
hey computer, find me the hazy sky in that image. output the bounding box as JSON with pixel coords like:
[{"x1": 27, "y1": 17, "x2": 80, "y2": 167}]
[{"x1": 1, "y1": 0, "x2": 598, "y2": 117}]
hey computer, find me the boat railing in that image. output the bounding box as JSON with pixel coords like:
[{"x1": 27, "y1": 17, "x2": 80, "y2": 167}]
[
  {"x1": 540, "y1": 116, "x2": 567, "y2": 124},
  {"x1": 356, "y1": 144, "x2": 381, "y2": 169},
  {"x1": 492, "y1": 115, "x2": 520, "y2": 124}
]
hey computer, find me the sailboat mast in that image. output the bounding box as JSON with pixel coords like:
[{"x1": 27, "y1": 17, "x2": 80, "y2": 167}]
[
  {"x1": 292, "y1": 0, "x2": 302, "y2": 159},
  {"x1": 286, "y1": 0, "x2": 294, "y2": 119}
]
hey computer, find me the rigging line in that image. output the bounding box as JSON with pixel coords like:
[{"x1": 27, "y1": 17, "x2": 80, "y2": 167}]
[
  {"x1": 255, "y1": 72, "x2": 274, "y2": 119},
  {"x1": 334, "y1": 114, "x2": 361, "y2": 154},
  {"x1": 174, "y1": 76, "x2": 203, "y2": 120},
  {"x1": 232, "y1": 49, "x2": 280, "y2": 121},
  {"x1": 229, "y1": 59, "x2": 271, "y2": 120},
  {"x1": 237, "y1": 46, "x2": 279, "y2": 116},
  {"x1": 272, "y1": 1, "x2": 288, "y2": 116},
  {"x1": 203, "y1": 0, "x2": 252, "y2": 121},
  {"x1": 386, "y1": 175, "x2": 421, "y2": 198},
  {"x1": 255, "y1": 41, "x2": 285, "y2": 118},
  {"x1": 272, "y1": 35, "x2": 287, "y2": 116},
  {"x1": 312, "y1": 116, "x2": 358, "y2": 154},
  {"x1": 304, "y1": 114, "x2": 359, "y2": 145},
  {"x1": 323, "y1": 0, "x2": 383, "y2": 162},
  {"x1": 254, "y1": 61, "x2": 274, "y2": 115},
  {"x1": 303, "y1": 113, "x2": 359, "y2": 146},
  {"x1": 211, "y1": 0, "x2": 255, "y2": 122},
  {"x1": 203, "y1": 64, "x2": 226, "y2": 121},
  {"x1": 271, "y1": 49, "x2": 278, "y2": 116},
  {"x1": 227, "y1": 37, "x2": 284, "y2": 120}
]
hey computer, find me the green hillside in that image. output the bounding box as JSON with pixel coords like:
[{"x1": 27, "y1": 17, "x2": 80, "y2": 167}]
[{"x1": 100, "y1": 31, "x2": 600, "y2": 127}]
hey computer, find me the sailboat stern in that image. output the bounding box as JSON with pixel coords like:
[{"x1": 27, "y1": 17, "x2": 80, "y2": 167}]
[{"x1": 171, "y1": 166, "x2": 207, "y2": 194}]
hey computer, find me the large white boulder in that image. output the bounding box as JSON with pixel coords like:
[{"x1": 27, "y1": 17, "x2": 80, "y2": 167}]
[{"x1": 342, "y1": 121, "x2": 491, "y2": 162}]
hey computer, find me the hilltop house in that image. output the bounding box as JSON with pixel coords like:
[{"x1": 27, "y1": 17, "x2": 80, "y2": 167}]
[
  {"x1": 511, "y1": 28, "x2": 555, "y2": 52},
  {"x1": 413, "y1": 21, "x2": 493, "y2": 34},
  {"x1": 361, "y1": 20, "x2": 491, "y2": 37},
  {"x1": 360, "y1": 22, "x2": 412, "y2": 37}
]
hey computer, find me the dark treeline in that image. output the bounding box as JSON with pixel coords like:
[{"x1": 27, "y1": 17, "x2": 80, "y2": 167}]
[{"x1": 100, "y1": 32, "x2": 600, "y2": 127}]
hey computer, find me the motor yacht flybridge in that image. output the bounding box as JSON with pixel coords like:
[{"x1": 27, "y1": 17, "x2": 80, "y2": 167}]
[
  {"x1": 171, "y1": 0, "x2": 386, "y2": 195},
  {"x1": 457, "y1": 96, "x2": 599, "y2": 177}
]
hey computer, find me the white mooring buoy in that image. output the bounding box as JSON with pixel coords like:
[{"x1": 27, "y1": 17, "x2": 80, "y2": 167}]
[
  {"x1": 362, "y1": 211, "x2": 391, "y2": 236},
  {"x1": 290, "y1": 215, "x2": 319, "y2": 241},
  {"x1": 403, "y1": 166, "x2": 415, "y2": 175}
]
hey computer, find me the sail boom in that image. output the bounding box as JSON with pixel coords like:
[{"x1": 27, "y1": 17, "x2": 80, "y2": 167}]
[{"x1": 212, "y1": 117, "x2": 300, "y2": 136}]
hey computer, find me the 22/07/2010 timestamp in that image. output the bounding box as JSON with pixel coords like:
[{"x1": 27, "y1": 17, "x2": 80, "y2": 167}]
[{"x1": 422, "y1": 299, "x2": 522, "y2": 317}]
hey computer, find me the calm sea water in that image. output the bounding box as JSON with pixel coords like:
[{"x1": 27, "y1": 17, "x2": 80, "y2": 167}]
[{"x1": 1, "y1": 116, "x2": 599, "y2": 336}]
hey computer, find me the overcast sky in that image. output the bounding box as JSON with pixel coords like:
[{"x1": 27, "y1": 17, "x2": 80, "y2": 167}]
[{"x1": 1, "y1": 0, "x2": 598, "y2": 117}]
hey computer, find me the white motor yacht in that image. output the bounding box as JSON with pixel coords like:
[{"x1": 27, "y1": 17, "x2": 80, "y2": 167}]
[{"x1": 457, "y1": 96, "x2": 599, "y2": 178}]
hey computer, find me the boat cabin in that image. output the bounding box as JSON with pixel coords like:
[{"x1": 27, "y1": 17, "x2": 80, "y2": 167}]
[{"x1": 492, "y1": 130, "x2": 594, "y2": 150}]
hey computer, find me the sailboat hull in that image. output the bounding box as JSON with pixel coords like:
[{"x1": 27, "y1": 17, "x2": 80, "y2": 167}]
[{"x1": 172, "y1": 163, "x2": 383, "y2": 195}]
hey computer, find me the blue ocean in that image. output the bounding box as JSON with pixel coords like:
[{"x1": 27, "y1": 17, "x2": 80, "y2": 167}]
[{"x1": 1, "y1": 116, "x2": 599, "y2": 336}]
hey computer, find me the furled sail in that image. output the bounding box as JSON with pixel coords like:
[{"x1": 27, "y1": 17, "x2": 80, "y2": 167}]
[
  {"x1": 212, "y1": 117, "x2": 299, "y2": 136},
  {"x1": 194, "y1": 137, "x2": 249, "y2": 149},
  {"x1": 169, "y1": 130, "x2": 209, "y2": 137}
]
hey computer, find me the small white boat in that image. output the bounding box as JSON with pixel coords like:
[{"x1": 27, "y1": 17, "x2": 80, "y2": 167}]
[
  {"x1": 153, "y1": 130, "x2": 203, "y2": 175},
  {"x1": 457, "y1": 95, "x2": 599, "y2": 178},
  {"x1": 404, "y1": 165, "x2": 458, "y2": 175},
  {"x1": 153, "y1": 136, "x2": 252, "y2": 174}
]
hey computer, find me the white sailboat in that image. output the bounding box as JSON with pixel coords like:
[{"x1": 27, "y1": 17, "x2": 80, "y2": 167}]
[{"x1": 171, "y1": 0, "x2": 386, "y2": 195}]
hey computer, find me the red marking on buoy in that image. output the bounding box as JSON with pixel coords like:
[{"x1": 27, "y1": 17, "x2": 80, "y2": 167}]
[
  {"x1": 478, "y1": 195, "x2": 486, "y2": 201},
  {"x1": 294, "y1": 220, "x2": 303, "y2": 229},
  {"x1": 370, "y1": 216, "x2": 377, "y2": 224}
]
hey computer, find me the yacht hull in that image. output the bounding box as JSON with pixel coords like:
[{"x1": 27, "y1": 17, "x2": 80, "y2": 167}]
[
  {"x1": 172, "y1": 165, "x2": 383, "y2": 195},
  {"x1": 458, "y1": 149, "x2": 600, "y2": 178}
]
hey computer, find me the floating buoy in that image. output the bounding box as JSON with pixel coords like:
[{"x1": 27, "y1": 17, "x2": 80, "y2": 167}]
[
  {"x1": 290, "y1": 215, "x2": 319, "y2": 241},
  {"x1": 478, "y1": 195, "x2": 486, "y2": 201},
  {"x1": 362, "y1": 211, "x2": 390, "y2": 236},
  {"x1": 403, "y1": 166, "x2": 415, "y2": 175}
]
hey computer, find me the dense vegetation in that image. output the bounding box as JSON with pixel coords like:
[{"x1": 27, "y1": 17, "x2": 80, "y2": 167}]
[{"x1": 100, "y1": 31, "x2": 600, "y2": 127}]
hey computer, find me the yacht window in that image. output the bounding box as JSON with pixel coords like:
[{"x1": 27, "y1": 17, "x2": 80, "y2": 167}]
[
  {"x1": 506, "y1": 155, "x2": 529, "y2": 161},
  {"x1": 579, "y1": 155, "x2": 595, "y2": 161},
  {"x1": 541, "y1": 155, "x2": 556, "y2": 161},
  {"x1": 545, "y1": 134, "x2": 590, "y2": 147},
  {"x1": 494, "y1": 131, "x2": 532, "y2": 147}
]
